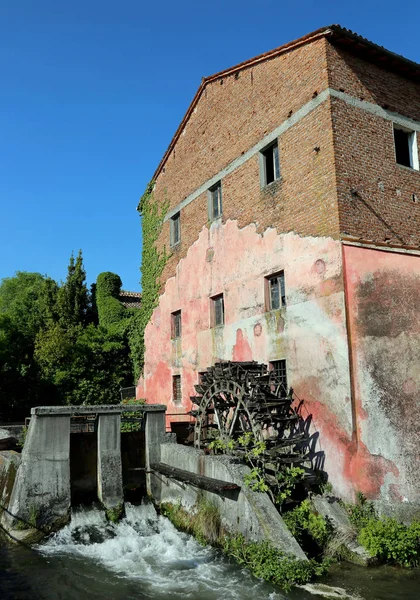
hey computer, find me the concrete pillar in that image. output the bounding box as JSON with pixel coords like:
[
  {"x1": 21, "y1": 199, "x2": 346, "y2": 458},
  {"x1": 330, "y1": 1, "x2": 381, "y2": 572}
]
[
  {"x1": 144, "y1": 408, "x2": 166, "y2": 496},
  {"x1": 5, "y1": 413, "x2": 71, "y2": 528},
  {"x1": 97, "y1": 413, "x2": 123, "y2": 509}
]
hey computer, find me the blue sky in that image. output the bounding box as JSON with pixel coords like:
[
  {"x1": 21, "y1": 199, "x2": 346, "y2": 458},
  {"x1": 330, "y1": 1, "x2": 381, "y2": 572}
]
[{"x1": 1, "y1": 1, "x2": 419, "y2": 291}]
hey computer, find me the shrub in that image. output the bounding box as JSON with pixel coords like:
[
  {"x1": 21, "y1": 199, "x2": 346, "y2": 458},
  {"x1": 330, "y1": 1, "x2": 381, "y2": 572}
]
[
  {"x1": 346, "y1": 492, "x2": 377, "y2": 530},
  {"x1": 358, "y1": 517, "x2": 420, "y2": 567},
  {"x1": 222, "y1": 534, "x2": 329, "y2": 591},
  {"x1": 283, "y1": 499, "x2": 333, "y2": 549}
]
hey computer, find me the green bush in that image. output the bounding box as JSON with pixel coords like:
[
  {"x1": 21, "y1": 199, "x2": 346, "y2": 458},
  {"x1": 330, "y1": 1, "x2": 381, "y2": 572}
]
[
  {"x1": 222, "y1": 534, "x2": 329, "y2": 591},
  {"x1": 283, "y1": 499, "x2": 333, "y2": 549},
  {"x1": 359, "y1": 517, "x2": 420, "y2": 567},
  {"x1": 345, "y1": 492, "x2": 377, "y2": 530}
]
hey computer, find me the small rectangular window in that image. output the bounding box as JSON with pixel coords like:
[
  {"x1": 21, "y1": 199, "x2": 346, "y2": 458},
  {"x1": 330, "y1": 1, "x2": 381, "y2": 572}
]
[
  {"x1": 260, "y1": 141, "x2": 280, "y2": 187},
  {"x1": 170, "y1": 212, "x2": 181, "y2": 246},
  {"x1": 172, "y1": 375, "x2": 182, "y2": 404},
  {"x1": 265, "y1": 271, "x2": 286, "y2": 310},
  {"x1": 394, "y1": 126, "x2": 419, "y2": 170},
  {"x1": 270, "y1": 360, "x2": 288, "y2": 396},
  {"x1": 208, "y1": 182, "x2": 222, "y2": 220},
  {"x1": 211, "y1": 293, "x2": 224, "y2": 327},
  {"x1": 171, "y1": 310, "x2": 181, "y2": 339}
]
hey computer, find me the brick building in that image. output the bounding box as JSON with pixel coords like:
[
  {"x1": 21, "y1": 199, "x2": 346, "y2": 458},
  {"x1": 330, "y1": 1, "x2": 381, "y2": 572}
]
[{"x1": 137, "y1": 25, "x2": 420, "y2": 517}]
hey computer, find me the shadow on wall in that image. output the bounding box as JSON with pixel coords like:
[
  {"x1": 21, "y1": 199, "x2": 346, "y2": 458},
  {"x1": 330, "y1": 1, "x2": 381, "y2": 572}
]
[{"x1": 291, "y1": 408, "x2": 326, "y2": 482}]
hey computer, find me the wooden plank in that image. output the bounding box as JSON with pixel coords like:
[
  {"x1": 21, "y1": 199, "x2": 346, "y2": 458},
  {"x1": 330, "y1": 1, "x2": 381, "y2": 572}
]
[{"x1": 150, "y1": 462, "x2": 241, "y2": 493}]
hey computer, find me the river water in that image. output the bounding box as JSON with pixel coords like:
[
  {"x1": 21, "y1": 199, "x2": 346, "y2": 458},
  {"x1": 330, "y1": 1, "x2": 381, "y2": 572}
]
[{"x1": 1, "y1": 503, "x2": 419, "y2": 600}]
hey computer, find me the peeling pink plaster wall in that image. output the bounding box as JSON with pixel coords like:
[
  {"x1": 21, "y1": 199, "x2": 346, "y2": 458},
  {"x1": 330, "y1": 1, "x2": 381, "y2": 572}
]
[
  {"x1": 138, "y1": 219, "x2": 358, "y2": 499},
  {"x1": 343, "y1": 244, "x2": 420, "y2": 517}
]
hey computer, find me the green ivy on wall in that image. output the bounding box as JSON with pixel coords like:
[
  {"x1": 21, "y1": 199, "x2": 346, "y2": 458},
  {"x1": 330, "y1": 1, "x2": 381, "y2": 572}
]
[{"x1": 129, "y1": 181, "x2": 169, "y2": 381}]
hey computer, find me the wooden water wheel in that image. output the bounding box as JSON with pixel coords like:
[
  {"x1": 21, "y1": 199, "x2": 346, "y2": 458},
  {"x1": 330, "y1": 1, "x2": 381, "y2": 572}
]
[{"x1": 190, "y1": 361, "x2": 311, "y2": 494}]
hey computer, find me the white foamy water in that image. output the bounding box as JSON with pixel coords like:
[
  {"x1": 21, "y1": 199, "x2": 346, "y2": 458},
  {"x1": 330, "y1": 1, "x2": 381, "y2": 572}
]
[{"x1": 36, "y1": 502, "x2": 294, "y2": 600}]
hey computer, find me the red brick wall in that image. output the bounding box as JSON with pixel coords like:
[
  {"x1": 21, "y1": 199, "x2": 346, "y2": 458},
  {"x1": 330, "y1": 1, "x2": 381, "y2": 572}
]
[
  {"x1": 326, "y1": 44, "x2": 420, "y2": 121},
  {"x1": 153, "y1": 37, "x2": 420, "y2": 287},
  {"x1": 327, "y1": 44, "x2": 420, "y2": 245},
  {"x1": 155, "y1": 38, "x2": 330, "y2": 206},
  {"x1": 155, "y1": 38, "x2": 340, "y2": 285}
]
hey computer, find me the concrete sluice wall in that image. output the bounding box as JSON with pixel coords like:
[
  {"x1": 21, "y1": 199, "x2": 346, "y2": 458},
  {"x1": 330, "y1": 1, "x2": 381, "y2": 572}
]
[
  {"x1": 152, "y1": 443, "x2": 307, "y2": 561},
  {"x1": 70, "y1": 431, "x2": 145, "y2": 506},
  {"x1": 0, "y1": 404, "x2": 166, "y2": 544}
]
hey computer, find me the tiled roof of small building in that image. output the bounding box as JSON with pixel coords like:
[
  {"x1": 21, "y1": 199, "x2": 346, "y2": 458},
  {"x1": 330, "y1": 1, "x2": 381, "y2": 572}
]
[{"x1": 119, "y1": 291, "x2": 142, "y2": 309}]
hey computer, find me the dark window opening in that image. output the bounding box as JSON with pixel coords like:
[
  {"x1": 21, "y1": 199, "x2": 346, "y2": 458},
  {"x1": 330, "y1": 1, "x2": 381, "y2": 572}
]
[
  {"x1": 211, "y1": 294, "x2": 225, "y2": 327},
  {"x1": 266, "y1": 271, "x2": 286, "y2": 310},
  {"x1": 270, "y1": 360, "x2": 288, "y2": 396},
  {"x1": 209, "y1": 182, "x2": 222, "y2": 220},
  {"x1": 172, "y1": 375, "x2": 182, "y2": 404},
  {"x1": 394, "y1": 128, "x2": 411, "y2": 167},
  {"x1": 170, "y1": 212, "x2": 181, "y2": 246},
  {"x1": 261, "y1": 142, "x2": 280, "y2": 186},
  {"x1": 171, "y1": 310, "x2": 181, "y2": 339}
]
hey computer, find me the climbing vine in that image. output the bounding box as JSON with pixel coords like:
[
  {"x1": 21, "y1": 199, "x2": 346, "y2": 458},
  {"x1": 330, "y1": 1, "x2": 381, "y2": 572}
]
[
  {"x1": 129, "y1": 181, "x2": 169, "y2": 380},
  {"x1": 96, "y1": 273, "x2": 128, "y2": 328}
]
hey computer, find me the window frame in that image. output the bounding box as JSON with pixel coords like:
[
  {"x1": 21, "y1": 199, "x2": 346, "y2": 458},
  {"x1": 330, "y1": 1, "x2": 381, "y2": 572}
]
[
  {"x1": 259, "y1": 140, "x2": 281, "y2": 187},
  {"x1": 170, "y1": 211, "x2": 181, "y2": 247},
  {"x1": 208, "y1": 182, "x2": 223, "y2": 221},
  {"x1": 210, "y1": 293, "x2": 225, "y2": 327},
  {"x1": 172, "y1": 374, "x2": 182, "y2": 405},
  {"x1": 265, "y1": 270, "x2": 286, "y2": 311},
  {"x1": 393, "y1": 124, "x2": 419, "y2": 171},
  {"x1": 171, "y1": 310, "x2": 182, "y2": 339}
]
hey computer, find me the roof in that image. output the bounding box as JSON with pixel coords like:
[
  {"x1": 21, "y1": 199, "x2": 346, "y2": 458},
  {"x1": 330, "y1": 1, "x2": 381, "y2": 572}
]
[
  {"x1": 153, "y1": 25, "x2": 420, "y2": 181},
  {"x1": 119, "y1": 291, "x2": 142, "y2": 309}
]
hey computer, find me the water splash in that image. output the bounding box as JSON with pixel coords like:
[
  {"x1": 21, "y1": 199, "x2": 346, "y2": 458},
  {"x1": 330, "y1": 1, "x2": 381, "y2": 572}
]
[{"x1": 37, "y1": 503, "x2": 292, "y2": 600}]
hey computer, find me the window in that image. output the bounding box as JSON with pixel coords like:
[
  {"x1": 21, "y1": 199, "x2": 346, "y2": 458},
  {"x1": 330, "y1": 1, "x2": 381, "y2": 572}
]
[
  {"x1": 393, "y1": 126, "x2": 419, "y2": 170},
  {"x1": 211, "y1": 294, "x2": 224, "y2": 327},
  {"x1": 170, "y1": 212, "x2": 181, "y2": 246},
  {"x1": 172, "y1": 375, "x2": 182, "y2": 404},
  {"x1": 265, "y1": 271, "x2": 286, "y2": 310},
  {"x1": 270, "y1": 360, "x2": 288, "y2": 396},
  {"x1": 208, "y1": 182, "x2": 222, "y2": 220},
  {"x1": 171, "y1": 310, "x2": 181, "y2": 339},
  {"x1": 260, "y1": 141, "x2": 280, "y2": 186}
]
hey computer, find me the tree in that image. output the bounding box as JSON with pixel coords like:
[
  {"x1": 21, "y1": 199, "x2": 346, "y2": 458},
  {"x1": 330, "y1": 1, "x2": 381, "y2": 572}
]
[
  {"x1": 0, "y1": 273, "x2": 59, "y2": 421},
  {"x1": 0, "y1": 271, "x2": 58, "y2": 338},
  {"x1": 35, "y1": 323, "x2": 132, "y2": 405},
  {"x1": 0, "y1": 258, "x2": 135, "y2": 420},
  {"x1": 0, "y1": 314, "x2": 51, "y2": 421},
  {"x1": 56, "y1": 250, "x2": 90, "y2": 327}
]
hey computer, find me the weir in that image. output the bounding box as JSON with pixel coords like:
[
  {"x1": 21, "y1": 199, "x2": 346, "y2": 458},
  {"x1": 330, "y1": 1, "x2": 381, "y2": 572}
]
[
  {"x1": 0, "y1": 402, "x2": 308, "y2": 559},
  {"x1": 1, "y1": 404, "x2": 168, "y2": 540}
]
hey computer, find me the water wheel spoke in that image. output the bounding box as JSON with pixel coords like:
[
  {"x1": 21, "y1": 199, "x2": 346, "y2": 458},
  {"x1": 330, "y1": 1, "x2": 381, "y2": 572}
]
[{"x1": 193, "y1": 360, "x2": 309, "y2": 498}]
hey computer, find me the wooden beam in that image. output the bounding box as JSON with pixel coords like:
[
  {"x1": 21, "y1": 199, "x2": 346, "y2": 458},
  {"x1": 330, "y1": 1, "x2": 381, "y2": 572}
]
[{"x1": 150, "y1": 462, "x2": 241, "y2": 493}]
